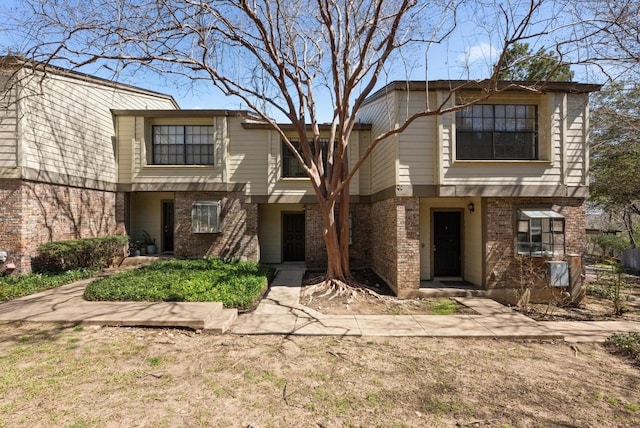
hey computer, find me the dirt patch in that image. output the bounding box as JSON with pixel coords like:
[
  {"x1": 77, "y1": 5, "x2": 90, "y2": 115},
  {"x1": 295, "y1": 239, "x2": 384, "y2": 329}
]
[
  {"x1": 519, "y1": 270, "x2": 640, "y2": 322},
  {"x1": 0, "y1": 322, "x2": 639, "y2": 427},
  {"x1": 300, "y1": 269, "x2": 476, "y2": 315}
]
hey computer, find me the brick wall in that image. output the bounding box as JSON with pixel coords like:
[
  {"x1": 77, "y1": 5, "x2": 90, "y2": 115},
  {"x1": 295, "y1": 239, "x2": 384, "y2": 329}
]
[
  {"x1": 173, "y1": 191, "x2": 258, "y2": 261},
  {"x1": 304, "y1": 203, "x2": 371, "y2": 270},
  {"x1": 485, "y1": 197, "x2": 586, "y2": 289},
  {"x1": 371, "y1": 197, "x2": 420, "y2": 295},
  {"x1": 0, "y1": 179, "x2": 23, "y2": 271},
  {"x1": 0, "y1": 179, "x2": 120, "y2": 272}
]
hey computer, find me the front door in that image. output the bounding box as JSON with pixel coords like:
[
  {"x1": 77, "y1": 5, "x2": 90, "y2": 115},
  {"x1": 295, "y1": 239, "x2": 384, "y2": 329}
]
[
  {"x1": 162, "y1": 201, "x2": 175, "y2": 252},
  {"x1": 282, "y1": 213, "x2": 305, "y2": 262},
  {"x1": 433, "y1": 211, "x2": 461, "y2": 277}
]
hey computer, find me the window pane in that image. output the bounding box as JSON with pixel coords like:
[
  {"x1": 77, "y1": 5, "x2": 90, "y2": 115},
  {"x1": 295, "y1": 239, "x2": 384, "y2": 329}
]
[
  {"x1": 456, "y1": 104, "x2": 538, "y2": 160},
  {"x1": 152, "y1": 125, "x2": 214, "y2": 165}
]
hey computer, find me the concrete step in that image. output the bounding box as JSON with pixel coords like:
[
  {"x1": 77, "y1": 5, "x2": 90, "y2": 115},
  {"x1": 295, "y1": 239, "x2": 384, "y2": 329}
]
[
  {"x1": 203, "y1": 308, "x2": 238, "y2": 334},
  {"x1": 417, "y1": 288, "x2": 488, "y2": 298},
  {"x1": 81, "y1": 301, "x2": 224, "y2": 330}
]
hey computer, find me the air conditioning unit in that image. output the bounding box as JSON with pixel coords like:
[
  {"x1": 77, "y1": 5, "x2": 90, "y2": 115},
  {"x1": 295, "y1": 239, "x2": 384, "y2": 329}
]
[{"x1": 547, "y1": 261, "x2": 569, "y2": 287}]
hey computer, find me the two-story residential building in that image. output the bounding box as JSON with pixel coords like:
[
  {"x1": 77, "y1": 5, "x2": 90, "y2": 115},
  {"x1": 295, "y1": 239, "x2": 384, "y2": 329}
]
[
  {"x1": 0, "y1": 57, "x2": 178, "y2": 271},
  {"x1": 1, "y1": 58, "x2": 601, "y2": 302}
]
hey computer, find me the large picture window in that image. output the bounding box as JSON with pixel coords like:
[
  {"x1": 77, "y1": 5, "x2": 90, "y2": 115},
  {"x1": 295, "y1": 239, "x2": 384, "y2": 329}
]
[
  {"x1": 192, "y1": 200, "x2": 221, "y2": 233},
  {"x1": 152, "y1": 125, "x2": 214, "y2": 165},
  {"x1": 456, "y1": 104, "x2": 538, "y2": 160},
  {"x1": 516, "y1": 209, "x2": 565, "y2": 257}
]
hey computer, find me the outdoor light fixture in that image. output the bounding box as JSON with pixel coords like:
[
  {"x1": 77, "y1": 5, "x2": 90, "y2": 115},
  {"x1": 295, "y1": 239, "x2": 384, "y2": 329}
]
[{"x1": 467, "y1": 202, "x2": 475, "y2": 213}]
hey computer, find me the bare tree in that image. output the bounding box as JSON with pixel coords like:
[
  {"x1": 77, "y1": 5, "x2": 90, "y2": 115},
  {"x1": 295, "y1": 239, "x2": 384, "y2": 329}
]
[{"x1": 3, "y1": 0, "x2": 593, "y2": 295}]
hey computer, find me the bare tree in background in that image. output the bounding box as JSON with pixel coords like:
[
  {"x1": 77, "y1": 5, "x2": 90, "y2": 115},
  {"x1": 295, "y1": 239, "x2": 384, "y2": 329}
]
[{"x1": 1, "y1": 0, "x2": 602, "y2": 296}]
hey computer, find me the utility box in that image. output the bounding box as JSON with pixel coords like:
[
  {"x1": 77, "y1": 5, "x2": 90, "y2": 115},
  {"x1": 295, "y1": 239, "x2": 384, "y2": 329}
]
[{"x1": 547, "y1": 261, "x2": 569, "y2": 287}]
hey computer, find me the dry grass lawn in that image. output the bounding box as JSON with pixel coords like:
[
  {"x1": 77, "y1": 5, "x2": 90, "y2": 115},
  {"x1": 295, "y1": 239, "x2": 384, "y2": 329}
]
[{"x1": 1, "y1": 322, "x2": 639, "y2": 427}]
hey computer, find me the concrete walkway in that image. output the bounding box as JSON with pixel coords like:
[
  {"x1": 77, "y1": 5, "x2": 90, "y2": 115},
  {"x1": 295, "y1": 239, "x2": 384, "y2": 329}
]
[
  {"x1": 1, "y1": 263, "x2": 639, "y2": 342},
  {"x1": 230, "y1": 267, "x2": 640, "y2": 342}
]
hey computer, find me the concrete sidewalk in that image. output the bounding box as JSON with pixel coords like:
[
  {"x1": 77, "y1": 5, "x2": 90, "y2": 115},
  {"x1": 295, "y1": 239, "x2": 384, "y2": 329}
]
[
  {"x1": 0, "y1": 273, "x2": 237, "y2": 334},
  {"x1": 1, "y1": 264, "x2": 639, "y2": 342},
  {"x1": 230, "y1": 268, "x2": 640, "y2": 342}
]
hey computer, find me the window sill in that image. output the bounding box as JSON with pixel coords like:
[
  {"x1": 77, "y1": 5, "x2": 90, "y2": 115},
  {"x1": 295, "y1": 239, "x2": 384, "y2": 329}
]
[
  {"x1": 279, "y1": 177, "x2": 310, "y2": 182},
  {"x1": 145, "y1": 164, "x2": 218, "y2": 169},
  {"x1": 453, "y1": 160, "x2": 552, "y2": 166}
]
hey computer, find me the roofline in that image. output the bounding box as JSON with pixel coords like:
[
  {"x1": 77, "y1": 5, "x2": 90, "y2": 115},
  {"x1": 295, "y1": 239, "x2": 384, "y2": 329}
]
[
  {"x1": 242, "y1": 122, "x2": 372, "y2": 131},
  {"x1": 111, "y1": 109, "x2": 250, "y2": 117},
  {"x1": 363, "y1": 80, "x2": 604, "y2": 105},
  {"x1": 1, "y1": 55, "x2": 179, "y2": 108}
]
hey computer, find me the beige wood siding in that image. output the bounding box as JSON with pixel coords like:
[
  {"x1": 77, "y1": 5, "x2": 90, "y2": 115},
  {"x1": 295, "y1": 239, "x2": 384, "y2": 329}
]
[
  {"x1": 129, "y1": 191, "x2": 174, "y2": 245},
  {"x1": 441, "y1": 92, "x2": 569, "y2": 186},
  {"x1": 258, "y1": 203, "x2": 304, "y2": 263},
  {"x1": 357, "y1": 93, "x2": 398, "y2": 194},
  {"x1": 227, "y1": 116, "x2": 268, "y2": 195},
  {"x1": 266, "y1": 131, "x2": 360, "y2": 199},
  {"x1": 116, "y1": 116, "x2": 134, "y2": 183},
  {"x1": 18, "y1": 70, "x2": 175, "y2": 187},
  {"x1": 0, "y1": 73, "x2": 18, "y2": 169},
  {"x1": 396, "y1": 91, "x2": 437, "y2": 186},
  {"x1": 358, "y1": 130, "x2": 371, "y2": 196},
  {"x1": 565, "y1": 93, "x2": 588, "y2": 186},
  {"x1": 126, "y1": 116, "x2": 224, "y2": 185}
]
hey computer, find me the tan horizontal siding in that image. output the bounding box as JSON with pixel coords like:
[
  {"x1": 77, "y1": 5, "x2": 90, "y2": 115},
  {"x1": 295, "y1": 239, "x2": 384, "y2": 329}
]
[{"x1": 19, "y1": 71, "x2": 175, "y2": 187}]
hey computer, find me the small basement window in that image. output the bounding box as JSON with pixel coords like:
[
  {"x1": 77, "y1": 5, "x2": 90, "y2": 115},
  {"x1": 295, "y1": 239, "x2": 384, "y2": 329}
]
[
  {"x1": 516, "y1": 209, "x2": 565, "y2": 257},
  {"x1": 192, "y1": 201, "x2": 221, "y2": 233}
]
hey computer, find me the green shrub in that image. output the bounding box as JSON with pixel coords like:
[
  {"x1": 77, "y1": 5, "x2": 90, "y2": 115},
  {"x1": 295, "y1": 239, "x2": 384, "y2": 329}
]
[
  {"x1": 0, "y1": 269, "x2": 95, "y2": 301},
  {"x1": 32, "y1": 235, "x2": 128, "y2": 273},
  {"x1": 606, "y1": 332, "x2": 640, "y2": 363},
  {"x1": 84, "y1": 258, "x2": 273, "y2": 309}
]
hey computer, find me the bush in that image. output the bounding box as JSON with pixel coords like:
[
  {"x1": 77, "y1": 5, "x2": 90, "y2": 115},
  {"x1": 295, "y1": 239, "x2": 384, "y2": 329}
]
[
  {"x1": 606, "y1": 332, "x2": 640, "y2": 364},
  {"x1": 32, "y1": 235, "x2": 128, "y2": 273}
]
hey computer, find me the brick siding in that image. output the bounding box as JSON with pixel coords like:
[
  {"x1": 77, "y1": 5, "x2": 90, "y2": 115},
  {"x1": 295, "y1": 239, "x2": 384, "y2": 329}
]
[
  {"x1": 0, "y1": 179, "x2": 120, "y2": 272},
  {"x1": 173, "y1": 191, "x2": 258, "y2": 261},
  {"x1": 304, "y1": 203, "x2": 371, "y2": 270},
  {"x1": 485, "y1": 197, "x2": 586, "y2": 289},
  {"x1": 370, "y1": 197, "x2": 420, "y2": 295}
]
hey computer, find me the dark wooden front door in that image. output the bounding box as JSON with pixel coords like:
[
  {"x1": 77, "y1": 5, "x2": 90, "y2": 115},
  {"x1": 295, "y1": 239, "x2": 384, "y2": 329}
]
[
  {"x1": 282, "y1": 213, "x2": 305, "y2": 262},
  {"x1": 162, "y1": 201, "x2": 175, "y2": 252},
  {"x1": 433, "y1": 211, "x2": 461, "y2": 277}
]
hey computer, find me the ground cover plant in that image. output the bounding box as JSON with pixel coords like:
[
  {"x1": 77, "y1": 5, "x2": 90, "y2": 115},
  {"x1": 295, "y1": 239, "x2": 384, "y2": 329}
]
[
  {"x1": 606, "y1": 332, "x2": 640, "y2": 365},
  {"x1": 0, "y1": 269, "x2": 95, "y2": 301},
  {"x1": 84, "y1": 258, "x2": 272, "y2": 310}
]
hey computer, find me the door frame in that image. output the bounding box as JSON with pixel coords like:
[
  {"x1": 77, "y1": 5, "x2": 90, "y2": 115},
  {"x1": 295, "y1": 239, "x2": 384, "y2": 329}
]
[
  {"x1": 161, "y1": 200, "x2": 175, "y2": 253},
  {"x1": 431, "y1": 208, "x2": 464, "y2": 278},
  {"x1": 281, "y1": 211, "x2": 306, "y2": 262}
]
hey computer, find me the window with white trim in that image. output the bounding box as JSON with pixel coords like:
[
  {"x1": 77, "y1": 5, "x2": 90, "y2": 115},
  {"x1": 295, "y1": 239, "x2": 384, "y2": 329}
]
[
  {"x1": 516, "y1": 209, "x2": 565, "y2": 256},
  {"x1": 152, "y1": 125, "x2": 214, "y2": 165},
  {"x1": 192, "y1": 201, "x2": 221, "y2": 233}
]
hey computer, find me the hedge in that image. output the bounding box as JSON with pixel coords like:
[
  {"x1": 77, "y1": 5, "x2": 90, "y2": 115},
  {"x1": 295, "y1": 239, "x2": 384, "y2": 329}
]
[{"x1": 32, "y1": 235, "x2": 128, "y2": 273}]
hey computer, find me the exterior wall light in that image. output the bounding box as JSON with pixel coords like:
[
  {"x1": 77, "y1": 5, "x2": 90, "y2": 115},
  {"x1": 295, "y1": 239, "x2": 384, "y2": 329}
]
[{"x1": 467, "y1": 202, "x2": 475, "y2": 213}]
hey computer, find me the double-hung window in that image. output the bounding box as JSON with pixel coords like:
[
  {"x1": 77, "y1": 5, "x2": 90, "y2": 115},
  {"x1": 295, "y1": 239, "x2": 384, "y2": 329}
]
[
  {"x1": 152, "y1": 125, "x2": 214, "y2": 165},
  {"x1": 456, "y1": 104, "x2": 538, "y2": 160},
  {"x1": 281, "y1": 138, "x2": 331, "y2": 178},
  {"x1": 516, "y1": 209, "x2": 565, "y2": 256},
  {"x1": 192, "y1": 200, "x2": 221, "y2": 233}
]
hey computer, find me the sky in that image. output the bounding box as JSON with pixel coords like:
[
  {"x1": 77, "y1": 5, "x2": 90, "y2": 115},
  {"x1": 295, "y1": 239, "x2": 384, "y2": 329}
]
[{"x1": 0, "y1": 0, "x2": 603, "y2": 121}]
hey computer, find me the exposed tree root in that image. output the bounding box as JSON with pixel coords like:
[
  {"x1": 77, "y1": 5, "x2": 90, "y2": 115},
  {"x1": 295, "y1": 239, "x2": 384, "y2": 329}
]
[{"x1": 303, "y1": 277, "x2": 384, "y2": 304}]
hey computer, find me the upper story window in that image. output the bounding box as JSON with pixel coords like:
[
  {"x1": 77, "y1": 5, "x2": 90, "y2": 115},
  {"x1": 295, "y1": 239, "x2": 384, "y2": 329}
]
[
  {"x1": 281, "y1": 138, "x2": 330, "y2": 178},
  {"x1": 456, "y1": 104, "x2": 538, "y2": 160},
  {"x1": 152, "y1": 125, "x2": 214, "y2": 165},
  {"x1": 516, "y1": 209, "x2": 565, "y2": 257}
]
